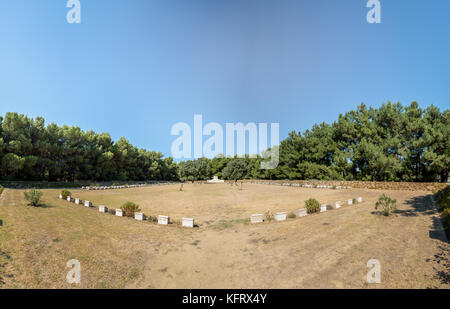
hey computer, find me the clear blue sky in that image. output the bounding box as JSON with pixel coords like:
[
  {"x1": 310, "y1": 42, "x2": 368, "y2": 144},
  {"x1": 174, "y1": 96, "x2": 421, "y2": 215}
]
[{"x1": 0, "y1": 0, "x2": 449, "y2": 157}]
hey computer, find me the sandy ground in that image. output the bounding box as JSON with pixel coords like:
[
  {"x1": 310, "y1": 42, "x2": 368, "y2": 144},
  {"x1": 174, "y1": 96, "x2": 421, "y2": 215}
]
[{"x1": 0, "y1": 184, "x2": 448, "y2": 288}]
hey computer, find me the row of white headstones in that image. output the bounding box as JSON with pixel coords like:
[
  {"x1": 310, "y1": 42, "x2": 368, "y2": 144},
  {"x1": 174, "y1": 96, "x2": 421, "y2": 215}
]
[
  {"x1": 250, "y1": 197, "x2": 363, "y2": 224},
  {"x1": 81, "y1": 182, "x2": 175, "y2": 191},
  {"x1": 250, "y1": 181, "x2": 350, "y2": 189},
  {"x1": 59, "y1": 194, "x2": 194, "y2": 228}
]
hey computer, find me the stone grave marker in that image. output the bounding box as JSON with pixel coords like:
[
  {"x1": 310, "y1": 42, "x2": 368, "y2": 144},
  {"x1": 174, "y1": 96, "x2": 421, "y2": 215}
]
[
  {"x1": 250, "y1": 214, "x2": 264, "y2": 224},
  {"x1": 158, "y1": 215, "x2": 169, "y2": 225},
  {"x1": 182, "y1": 218, "x2": 194, "y2": 228},
  {"x1": 296, "y1": 208, "x2": 307, "y2": 217}
]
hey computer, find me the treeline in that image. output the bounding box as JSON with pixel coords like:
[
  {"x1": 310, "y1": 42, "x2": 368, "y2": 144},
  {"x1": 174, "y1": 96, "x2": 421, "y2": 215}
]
[
  {"x1": 180, "y1": 102, "x2": 449, "y2": 183},
  {"x1": 0, "y1": 101, "x2": 448, "y2": 183},
  {"x1": 0, "y1": 113, "x2": 178, "y2": 181}
]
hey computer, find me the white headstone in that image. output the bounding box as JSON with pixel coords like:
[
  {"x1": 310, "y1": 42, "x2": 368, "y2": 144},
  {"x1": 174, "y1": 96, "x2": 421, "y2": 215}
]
[
  {"x1": 158, "y1": 215, "x2": 169, "y2": 225},
  {"x1": 116, "y1": 209, "x2": 123, "y2": 217},
  {"x1": 84, "y1": 200, "x2": 92, "y2": 207},
  {"x1": 75, "y1": 198, "x2": 82, "y2": 205},
  {"x1": 347, "y1": 199, "x2": 353, "y2": 205},
  {"x1": 99, "y1": 205, "x2": 108, "y2": 213},
  {"x1": 296, "y1": 208, "x2": 307, "y2": 217},
  {"x1": 320, "y1": 205, "x2": 327, "y2": 212},
  {"x1": 275, "y1": 212, "x2": 287, "y2": 221},
  {"x1": 356, "y1": 197, "x2": 363, "y2": 203},
  {"x1": 182, "y1": 217, "x2": 194, "y2": 228},
  {"x1": 135, "y1": 212, "x2": 144, "y2": 221},
  {"x1": 67, "y1": 196, "x2": 73, "y2": 202},
  {"x1": 59, "y1": 194, "x2": 63, "y2": 199},
  {"x1": 334, "y1": 202, "x2": 341, "y2": 209},
  {"x1": 250, "y1": 214, "x2": 264, "y2": 224}
]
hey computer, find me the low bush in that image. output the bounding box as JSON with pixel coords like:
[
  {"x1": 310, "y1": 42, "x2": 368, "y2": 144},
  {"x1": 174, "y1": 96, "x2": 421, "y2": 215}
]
[
  {"x1": 120, "y1": 201, "x2": 141, "y2": 217},
  {"x1": 264, "y1": 210, "x2": 274, "y2": 222},
  {"x1": 375, "y1": 194, "x2": 397, "y2": 216},
  {"x1": 24, "y1": 189, "x2": 43, "y2": 206},
  {"x1": 147, "y1": 215, "x2": 158, "y2": 222},
  {"x1": 288, "y1": 212, "x2": 296, "y2": 219},
  {"x1": 61, "y1": 190, "x2": 71, "y2": 200},
  {"x1": 0, "y1": 185, "x2": 4, "y2": 196},
  {"x1": 305, "y1": 198, "x2": 320, "y2": 214}
]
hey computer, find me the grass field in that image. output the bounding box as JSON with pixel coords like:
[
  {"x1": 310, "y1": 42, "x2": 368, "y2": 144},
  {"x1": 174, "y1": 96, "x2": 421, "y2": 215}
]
[{"x1": 0, "y1": 183, "x2": 449, "y2": 288}]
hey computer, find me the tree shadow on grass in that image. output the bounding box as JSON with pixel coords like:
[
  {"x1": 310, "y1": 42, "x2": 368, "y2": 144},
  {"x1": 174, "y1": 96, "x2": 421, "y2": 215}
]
[
  {"x1": 25, "y1": 203, "x2": 54, "y2": 209},
  {"x1": 397, "y1": 194, "x2": 447, "y2": 242},
  {"x1": 394, "y1": 195, "x2": 435, "y2": 217},
  {"x1": 400, "y1": 194, "x2": 450, "y2": 285}
]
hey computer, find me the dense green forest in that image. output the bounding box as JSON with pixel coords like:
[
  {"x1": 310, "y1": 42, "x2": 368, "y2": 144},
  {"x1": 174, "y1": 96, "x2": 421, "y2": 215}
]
[{"x1": 1, "y1": 102, "x2": 448, "y2": 183}]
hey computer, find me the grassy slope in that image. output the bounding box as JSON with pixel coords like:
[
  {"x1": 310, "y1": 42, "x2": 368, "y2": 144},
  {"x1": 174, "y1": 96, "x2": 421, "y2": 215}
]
[{"x1": 0, "y1": 189, "x2": 191, "y2": 288}]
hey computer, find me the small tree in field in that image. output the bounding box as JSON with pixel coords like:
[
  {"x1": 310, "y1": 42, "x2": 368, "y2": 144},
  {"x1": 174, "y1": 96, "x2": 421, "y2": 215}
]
[
  {"x1": 61, "y1": 190, "x2": 71, "y2": 200},
  {"x1": 24, "y1": 189, "x2": 43, "y2": 207},
  {"x1": 120, "y1": 201, "x2": 141, "y2": 217},
  {"x1": 305, "y1": 198, "x2": 320, "y2": 214},
  {"x1": 375, "y1": 194, "x2": 397, "y2": 216}
]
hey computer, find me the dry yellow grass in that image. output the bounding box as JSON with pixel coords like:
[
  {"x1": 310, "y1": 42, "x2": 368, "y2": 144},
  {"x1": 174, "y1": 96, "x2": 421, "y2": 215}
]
[{"x1": 0, "y1": 184, "x2": 449, "y2": 288}]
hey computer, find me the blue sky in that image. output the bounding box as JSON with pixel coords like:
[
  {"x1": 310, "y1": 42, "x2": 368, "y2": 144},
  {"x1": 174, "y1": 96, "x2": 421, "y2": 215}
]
[{"x1": 0, "y1": 0, "x2": 449, "y2": 158}]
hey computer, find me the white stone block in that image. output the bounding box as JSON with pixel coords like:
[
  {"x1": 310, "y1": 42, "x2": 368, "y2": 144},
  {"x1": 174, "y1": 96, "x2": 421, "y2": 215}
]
[
  {"x1": 99, "y1": 205, "x2": 108, "y2": 213},
  {"x1": 59, "y1": 194, "x2": 63, "y2": 199},
  {"x1": 320, "y1": 205, "x2": 327, "y2": 212},
  {"x1": 347, "y1": 199, "x2": 353, "y2": 205},
  {"x1": 182, "y1": 218, "x2": 194, "y2": 228},
  {"x1": 158, "y1": 215, "x2": 169, "y2": 225},
  {"x1": 67, "y1": 196, "x2": 73, "y2": 202},
  {"x1": 84, "y1": 200, "x2": 92, "y2": 207},
  {"x1": 116, "y1": 209, "x2": 123, "y2": 217},
  {"x1": 250, "y1": 214, "x2": 264, "y2": 224},
  {"x1": 75, "y1": 198, "x2": 82, "y2": 205},
  {"x1": 356, "y1": 197, "x2": 363, "y2": 203},
  {"x1": 296, "y1": 208, "x2": 307, "y2": 217},
  {"x1": 275, "y1": 212, "x2": 287, "y2": 221},
  {"x1": 334, "y1": 202, "x2": 341, "y2": 209},
  {"x1": 135, "y1": 212, "x2": 144, "y2": 221}
]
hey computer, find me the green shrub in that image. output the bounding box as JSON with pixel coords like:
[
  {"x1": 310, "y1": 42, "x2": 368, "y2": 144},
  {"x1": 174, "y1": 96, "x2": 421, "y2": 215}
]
[
  {"x1": 434, "y1": 186, "x2": 450, "y2": 238},
  {"x1": 375, "y1": 194, "x2": 397, "y2": 216},
  {"x1": 24, "y1": 189, "x2": 43, "y2": 206},
  {"x1": 0, "y1": 185, "x2": 4, "y2": 196},
  {"x1": 288, "y1": 212, "x2": 296, "y2": 219},
  {"x1": 120, "y1": 201, "x2": 141, "y2": 217},
  {"x1": 305, "y1": 198, "x2": 320, "y2": 214},
  {"x1": 61, "y1": 190, "x2": 71, "y2": 200},
  {"x1": 147, "y1": 215, "x2": 158, "y2": 222}
]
